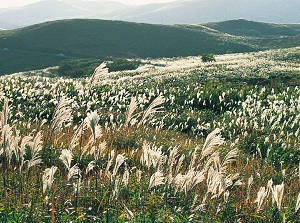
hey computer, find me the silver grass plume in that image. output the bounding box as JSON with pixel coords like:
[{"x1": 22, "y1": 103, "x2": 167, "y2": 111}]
[
  {"x1": 122, "y1": 164, "x2": 130, "y2": 186},
  {"x1": 255, "y1": 186, "x2": 268, "y2": 212},
  {"x1": 86, "y1": 161, "x2": 96, "y2": 175},
  {"x1": 140, "y1": 141, "x2": 165, "y2": 170},
  {"x1": 42, "y1": 166, "x2": 58, "y2": 193},
  {"x1": 180, "y1": 170, "x2": 205, "y2": 196},
  {"x1": 295, "y1": 193, "x2": 300, "y2": 213},
  {"x1": 26, "y1": 131, "x2": 43, "y2": 170},
  {"x1": 68, "y1": 164, "x2": 81, "y2": 181},
  {"x1": 189, "y1": 128, "x2": 224, "y2": 170},
  {"x1": 9, "y1": 130, "x2": 21, "y2": 166},
  {"x1": 86, "y1": 111, "x2": 101, "y2": 141},
  {"x1": 166, "y1": 146, "x2": 179, "y2": 183},
  {"x1": 246, "y1": 175, "x2": 254, "y2": 202},
  {"x1": 82, "y1": 111, "x2": 103, "y2": 157},
  {"x1": 138, "y1": 95, "x2": 165, "y2": 127},
  {"x1": 271, "y1": 183, "x2": 284, "y2": 210},
  {"x1": 0, "y1": 98, "x2": 9, "y2": 129},
  {"x1": 136, "y1": 168, "x2": 142, "y2": 183},
  {"x1": 5, "y1": 124, "x2": 21, "y2": 164},
  {"x1": 59, "y1": 149, "x2": 73, "y2": 170},
  {"x1": 51, "y1": 96, "x2": 73, "y2": 138},
  {"x1": 105, "y1": 150, "x2": 115, "y2": 177},
  {"x1": 224, "y1": 191, "x2": 230, "y2": 204},
  {"x1": 1, "y1": 124, "x2": 13, "y2": 163},
  {"x1": 68, "y1": 121, "x2": 87, "y2": 151},
  {"x1": 221, "y1": 148, "x2": 238, "y2": 169},
  {"x1": 90, "y1": 62, "x2": 108, "y2": 87},
  {"x1": 124, "y1": 204, "x2": 134, "y2": 220},
  {"x1": 125, "y1": 97, "x2": 138, "y2": 128},
  {"x1": 148, "y1": 171, "x2": 165, "y2": 190},
  {"x1": 199, "y1": 128, "x2": 225, "y2": 160},
  {"x1": 112, "y1": 154, "x2": 127, "y2": 179},
  {"x1": 112, "y1": 176, "x2": 122, "y2": 200},
  {"x1": 175, "y1": 154, "x2": 185, "y2": 175},
  {"x1": 19, "y1": 135, "x2": 33, "y2": 171},
  {"x1": 73, "y1": 179, "x2": 82, "y2": 195}
]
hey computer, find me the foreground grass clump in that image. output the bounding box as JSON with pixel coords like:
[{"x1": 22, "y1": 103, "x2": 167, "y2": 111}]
[{"x1": 0, "y1": 49, "x2": 300, "y2": 222}]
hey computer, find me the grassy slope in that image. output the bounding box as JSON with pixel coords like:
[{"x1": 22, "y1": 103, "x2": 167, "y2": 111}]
[
  {"x1": 202, "y1": 19, "x2": 300, "y2": 37},
  {"x1": 0, "y1": 19, "x2": 299, "y2": 75}
]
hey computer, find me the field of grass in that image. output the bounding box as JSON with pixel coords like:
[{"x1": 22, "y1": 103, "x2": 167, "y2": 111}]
[
  {"x1": 1, "y1": 19, "x2": 300, "y2": 75},
  {"x1": 0, "y1": 47, "x2": 299, "y2": 222}
]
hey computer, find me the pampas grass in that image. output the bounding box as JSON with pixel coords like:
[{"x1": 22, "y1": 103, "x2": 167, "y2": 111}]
[
  {"x1": 51, "y1": 96, "x2": 73, "y2": 140},
  {"x1": 42, "y1": 166, "x2": 58, "y2": 193}
]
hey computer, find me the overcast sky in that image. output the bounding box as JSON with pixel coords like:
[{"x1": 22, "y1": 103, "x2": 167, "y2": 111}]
[{"x1": 0, "y1": 0, "x2": 177, "y2": 9}]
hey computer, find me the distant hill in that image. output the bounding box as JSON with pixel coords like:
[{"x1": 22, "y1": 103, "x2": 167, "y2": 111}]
[
  {"x1": 0, "y1": 0, "x2": 300, "y2": 29},
  {"x1": 203, "y1": 19, "x2": 300, "y2": 38},
  {"x1": 111, "y1": 0, "x2": 300, "y2": 25},
  {"x1": 0, "y1": 0, "x2": 129, "y2": 29},
  {"x1": 0, "y1": 19, "x2": 299, "y2": 75}
]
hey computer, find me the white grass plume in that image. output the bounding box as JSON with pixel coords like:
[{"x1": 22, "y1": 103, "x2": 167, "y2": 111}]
[
  {"x1": 271, "y1": 183, "x2": 284, "y2": 210},
  {"x1": 112, "y1": 154, "x2": 127, "y2": 179},
  {"x1": 86, "y1": 161, "x2": 96, "y2": 175},
  {"x1": 1, "y1": 124, "x2": 13, "y2": 163},
  {"x1": 26, "y1": 131, "x2": 43, "y2": 170},
  {"x1": 138, "y1": 95, "x2": 165, "y2": 127},
  {"x1": 90, "y1": 62, "x2": 108, "y2": 87},
  {"x1": 255, "y1": 186, "x2": 268, "y2": 212},
  {"x1": 295, "y1": 192, "x2": 300, "y2": 213},
  {"x1": 140, "y1": 141, "x2": 164, "y2": 170},
  {"x1": 86, "y1": 110, "x2": 101, "y2": 141},
  {"x1": 181, "y1": 170, "x2": 205, "y2": 196},
  {"x1": 124, "y1": 204, "x2": 134, "y2": 220},
  {"x1": 68, "y1": 122, "x2": 86, "y2": 151},
  {"x1": 148, "y1": 171, "x2": 165, "y2": 190},
  {"x1": 42, "y1": 166, "x2": 58, "y2": 193},
  {"x1": 59, "y1": 149, "x2": 73, "y2": 170},
  {"x1": 246, "y1": 175, "x2": 254, "y2": 202},
  {"x1": 122, "y1": 164, "x2": 130, "y2": 186},
  {"x1": 200, "y1": 128, "x2": 225, "y2": 160},
  {"x1": 105, "y1": 150, "x2": 115, "y2": 177},
  {"x1": 51, "y1": 96, "x2": 73, "y2": 138},
  {"x1": 125, "y1": 97, "x2": 138, "y2": 128},
  {"x1": 0, "y1": 98, "x2": 9, "y2": 129},
  {"x1": 19, "y1": 135, "x2": 32, "y2": 167},
  {"x1": 68, "y1": 164, "x2": 81, "y2": 181}
]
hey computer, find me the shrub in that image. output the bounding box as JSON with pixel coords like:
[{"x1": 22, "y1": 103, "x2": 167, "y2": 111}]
[
  {"x1": 201, "y1": 53, "x2": 216, "y2": 62},
  {"x1": 107, "y1": 58, "x2": 141, "y2": 72}
]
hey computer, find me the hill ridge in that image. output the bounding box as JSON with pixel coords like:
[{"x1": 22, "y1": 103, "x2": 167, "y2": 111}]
[{"x1": 0, "y1": 19, "x2": 299, "y2": 75}]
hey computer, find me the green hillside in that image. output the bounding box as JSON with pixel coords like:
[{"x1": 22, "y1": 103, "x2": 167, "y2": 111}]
[
  {"x1": 0, "y1": 19, "x2": 299, "y2": 75},
  {"x1": 203, "y1": 19, "x2": 300, "y2": 37}
]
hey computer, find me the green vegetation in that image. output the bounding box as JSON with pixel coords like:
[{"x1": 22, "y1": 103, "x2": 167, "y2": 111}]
[
  {"x1": 107, "y1": 58, "x2": 141, "y2": 72},
  {"x1": 0, "y1": 47, "x2": 299, "y2": 222},
  {"x1": 56, "y1": 58, "x2": 142, "y2": 78},
  {"x1": 201, "y1": 53, "x2": 216, "y2": 62},
  {"x1": 204, "y1": 19, "x2": 300, "y2": 37},
  {"x1": 1, "y1": 19, "x2": 300, "y2": 75}
]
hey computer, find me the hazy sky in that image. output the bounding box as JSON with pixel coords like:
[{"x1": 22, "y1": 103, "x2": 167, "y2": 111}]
[{"x1": 0, "y1": 0, "x2": 177, "y2": 9}]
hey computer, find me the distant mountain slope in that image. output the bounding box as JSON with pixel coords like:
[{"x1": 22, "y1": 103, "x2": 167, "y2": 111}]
[
  {"x1": 110, "y1": 0, "x2": 300, "y2": 25},
  {"x1": 0, "y1": 0, "x2": 129, "y2": 29},
  {"x1": 0, "y1": 19, "x2": 299, "y2": 75},
  {"x1": 1, "y1": 0, "x2": 300, "y2": 29},
  {"x1": 203, "y1": 19, "x2": 300, "y2": 37},
  {"x1": 0, "y1": 19, "x2": 256, "y2": 75}
]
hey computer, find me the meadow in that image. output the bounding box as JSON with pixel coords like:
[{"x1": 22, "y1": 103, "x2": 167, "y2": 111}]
[{"x1": 0, "y1": 47, "x2": 299, "y2": 222}]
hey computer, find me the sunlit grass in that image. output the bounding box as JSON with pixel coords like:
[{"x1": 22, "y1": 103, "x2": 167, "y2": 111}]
[{"x1": 0, "y1": 48, "x2": 299, "y2": 222}]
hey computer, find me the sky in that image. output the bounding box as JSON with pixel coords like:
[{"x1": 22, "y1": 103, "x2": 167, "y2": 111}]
[{"x1": 0, "y1": 0, "x2": 177, "y2": 9}]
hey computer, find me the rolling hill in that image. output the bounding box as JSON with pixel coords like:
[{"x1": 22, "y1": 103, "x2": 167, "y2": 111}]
[
  {"x1": 203, "y1": 19, "x2": 300, "y2": 38},
  {"x1": 1, "y1": 0, "x2": 300, "y2": 29},
  {"x1": 0, "y1": 19, "x2": 299, "y2": 75}
]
